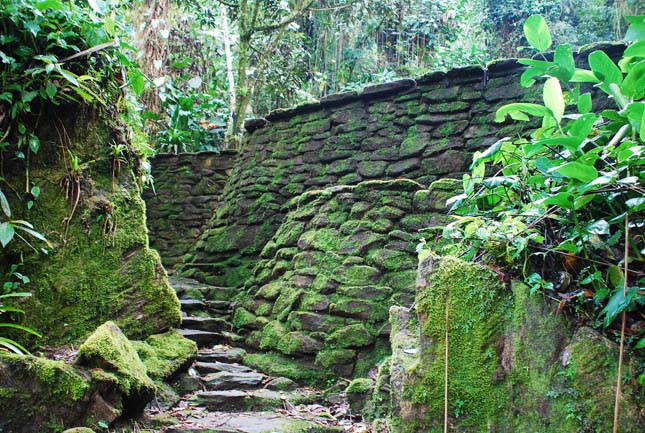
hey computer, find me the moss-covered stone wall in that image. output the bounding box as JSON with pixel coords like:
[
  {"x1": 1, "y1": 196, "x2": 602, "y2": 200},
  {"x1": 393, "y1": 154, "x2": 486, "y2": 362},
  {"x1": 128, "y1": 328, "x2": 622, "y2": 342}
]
[
  {"x1": 179, "y1": 60, "x2": 542, "y2": 287},
  {"x1": 234, "y1": 179, "x2": 455, "y2": 380},
  {"x1": 143, "y1": 151, "x2": 237, "y2": 270}
]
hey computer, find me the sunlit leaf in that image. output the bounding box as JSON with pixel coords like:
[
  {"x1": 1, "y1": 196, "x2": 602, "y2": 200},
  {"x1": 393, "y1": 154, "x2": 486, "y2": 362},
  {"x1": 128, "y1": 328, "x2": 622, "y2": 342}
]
[
  {"x1": 601, "y1": 287, "x2": 639, "y2": 327},
  {"x1": 625, "y1": 16, "x2": 645, "y2": 42},
  {"x1": 0, "y1": 191, "x2": 11, "y2": 217},
  {"x1": 0, "y1": 222, "x2": 15, "y2": 247},
  {"x1": 549, "y1": 161, "x2": 598, "y2": 182},
  {"x1": 543, "y1": 77, "x2": 565, "y2": 123},
  {"x1": 577, "y1": 93, "x2": 592, "y2": 113},
  {"x1": 524, "y1": 15, "x2": 551, "y2": 52}
]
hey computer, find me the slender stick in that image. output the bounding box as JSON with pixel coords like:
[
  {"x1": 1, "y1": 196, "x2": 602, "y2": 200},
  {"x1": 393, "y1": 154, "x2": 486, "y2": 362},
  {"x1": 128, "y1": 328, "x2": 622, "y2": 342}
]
[
  {"x1": 612, "y1": 213, "x2": 629, "y2": 433},
  {"x1": 444, "y1": 289, "x2": 449, "y2": 433}
]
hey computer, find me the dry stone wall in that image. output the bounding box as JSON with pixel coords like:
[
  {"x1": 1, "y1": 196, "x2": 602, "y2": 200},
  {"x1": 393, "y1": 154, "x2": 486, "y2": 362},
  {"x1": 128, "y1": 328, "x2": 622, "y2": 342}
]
[
  {"x1": 179, "y1": 60, "x2": 540, "y2": 287},
  {"x1": 143, "y1": 151, "x2": 237, "y2": 270},
  {"x1": 234, "y1": 179, "x2": 457, "y2": 379}
]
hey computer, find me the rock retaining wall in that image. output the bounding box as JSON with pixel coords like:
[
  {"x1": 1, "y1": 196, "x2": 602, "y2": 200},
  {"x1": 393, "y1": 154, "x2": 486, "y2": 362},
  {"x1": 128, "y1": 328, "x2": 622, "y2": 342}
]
[
  {"x1": 179, "y1": 60, "x2": 540, "y2": 287},
  {"x1": 143, "y1": 151, "x2": 237, "y2": 270}
]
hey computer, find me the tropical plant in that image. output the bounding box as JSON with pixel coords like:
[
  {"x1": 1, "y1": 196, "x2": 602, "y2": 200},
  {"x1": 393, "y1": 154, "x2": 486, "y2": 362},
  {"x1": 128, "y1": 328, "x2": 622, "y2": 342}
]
[
  {"x1": 0, "y1": 187, "x2": 46, "y2": 354},
  {"x1": 443, "y1": 14, "x2": 645, "y2": 343}
]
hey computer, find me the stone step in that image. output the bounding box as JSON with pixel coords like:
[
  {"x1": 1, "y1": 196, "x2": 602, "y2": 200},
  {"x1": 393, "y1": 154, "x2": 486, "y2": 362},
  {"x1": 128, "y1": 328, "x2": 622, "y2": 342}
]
[
  {"x1": 179, "y1": 329, "x2": 222, "y2": 347},
  {"x1": 165, "y1": 410, "x2": 344, "y2": 433},
  {"x1": 181, "y1": 316, "x2": 230, "y2": 333},
  {"x1": 197, "y1": 346, "x2": 246, "y2": 363},
  {"x1": 179, "y1": 299, "x2": 208, "y2": 312},
  {"x1": 195, "y1": 361, "x2": 253, "y2": 375},
  {"x1": 189, "y1": 389, "x2": 320, "y2": 412},
  {"x1": 169, "y1": 276, "x2": 237, "y2": 302},
  {"x1": 201, "y1": 371, "x2": 265, "y2": 391}
]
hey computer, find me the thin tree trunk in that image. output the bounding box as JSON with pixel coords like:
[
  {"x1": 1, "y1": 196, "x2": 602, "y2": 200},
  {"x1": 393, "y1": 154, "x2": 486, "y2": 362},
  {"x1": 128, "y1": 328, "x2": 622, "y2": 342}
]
[{"x1": 220, "y1": 4, "x2": 237, "y2": 143}]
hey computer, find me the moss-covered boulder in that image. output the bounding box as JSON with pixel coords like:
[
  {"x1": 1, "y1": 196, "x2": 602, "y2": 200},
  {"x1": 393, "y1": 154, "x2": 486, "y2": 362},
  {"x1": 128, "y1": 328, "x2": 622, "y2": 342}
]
[
  {"x1": 132, "y1": 330, "x2": 197, "y2": 380},
  {"x1": 77, "y1": 321, "x2": 155, "y2": 414},
  {"x1": 2, "y1": 107, "x2": 181, "y2": 346},
  {"x1": 382, "y1": 254, "x2": 645, "y2": 433},
  {"x1": 0, "y1": 352, "x2": 94, "y2": 432}
]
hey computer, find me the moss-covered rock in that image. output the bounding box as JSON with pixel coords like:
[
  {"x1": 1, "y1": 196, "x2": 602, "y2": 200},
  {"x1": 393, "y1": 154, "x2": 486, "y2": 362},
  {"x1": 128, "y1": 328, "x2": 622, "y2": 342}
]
[
  {"x1": 0, "y1": 106, "x2": 181, "y2": 347},
  {"x1": 77, "y1": 321, "x2": 155, "y2": 406},
  {"x1": 132, "y1": 330, "x2": 197, "y2": 380},
  {"x1": 326, "y1": 324, "x2": 375, "y2": 348}
]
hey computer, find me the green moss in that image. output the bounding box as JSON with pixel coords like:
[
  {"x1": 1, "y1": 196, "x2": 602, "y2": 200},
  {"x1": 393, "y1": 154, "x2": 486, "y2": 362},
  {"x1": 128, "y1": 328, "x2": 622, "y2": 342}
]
[
  {"x1": 340, "y1": 219, "x2": 392, "y2": 234},
  {"x1": 411, "y1": 255, "x2": 509, "y2": 431},
  {"x1": 330, "y1": 298, "x2": 389, "y2": 322},
  {"x1": 366, "y1": 248, "x2": 414, "y2": 271},
  {"x1": 244, "y1": 352, "x2": 326, "y2": 383},
  {"x1": 315, "y1": 348, "x2": 356, "y2": 368},
  {"x1": 272, "y1": 286, "x2": 303, "y2": 321},
  {"x1": 346, "y1": 378, "x2": 374, "y2": 394},
  {"x1": 233, "y1": 307, "x2": 257, "y2": 328},
  {"x1": 14, "y1": 163, "x2": 181, "y2": 345},
  {"x1": 259, "y1": 320, "x2": 289, "y2": 350},
  {"x1": 298, "y1": 228, "x2": 341, "y2": 252},
  {"x1": 277, "y1": 332, "x2": 322, "y2": 355},
  {"x1": 78, "y1": 321, "x2": 155, "y2": 395},
  {"x1": 332, "y1": 265, "x2": 380, "y2": 285},
  {"x1": 399, "y1": 126, "x2": 427, "y2": 157},
  {"x1": 326, "y1": 324, "x2": 374, "y2": 348},
  {"x1": 132, "y1": 330, "x2": 197, "y2": 380}
]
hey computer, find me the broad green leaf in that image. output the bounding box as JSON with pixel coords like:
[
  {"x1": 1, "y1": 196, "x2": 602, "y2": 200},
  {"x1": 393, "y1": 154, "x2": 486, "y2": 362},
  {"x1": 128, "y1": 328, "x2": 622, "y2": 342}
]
[
  {"x1": 620, "y1": 60, "x2": 645, "y2": 100},
  {"x1": 550, "y1": 161, "x2": 598, "y2": 182},
  {"x1": 624, "y1": 41, "x2": 645, "y2": 58},
  {"x1": 129, "y1": 69, "x2": 145, "y2": 95},
  {"x1": 31, "y1": 186, "x2": 41, "y2": 198},
  {"x1": 625, "y1": 102, "x2": 645, "y2": 132},
  {"x1": 471, "y1": 138, "x2": 507, "y2": 169},
  {"x1": 495, "y1": 103, "x2": 549, "y2": 122},
  {"x1": 58, "y1": 69, "x2": 79, "y2": 86},
  {"x1": 540, "y1": 192, "x2": 574, "y2": 209},
  {"x1": 636, "y1": 338, "x2": 645, "y2": 350},
  {"x1": 601, "y1": 287, "x2": 639, "y2": 327},
  {"x1": 0, "y1": 222, "x2": 15, "y2": 247},
  {"x1": 543, "y1": 77, "x2": 565, "y2": 123},
  {"x1": 574, "y1": 194, "x2": 595, "y2": 210},
  {"x1": 0, "y1": 191, "x2": 10, "y2": 217},
  {"x1": 608, "y1": 265, "x2": 624, "y2": 288},
  {"x1": 524, "y1": 15, "x2": 551, "y2": 52},
  {"x1": 577, "y1": 93, "x2": 592, "y2": 113},
  {"x1": 571, "y1": 68, "x2": 600, "y2": 83},
  {"x1": 45, "y1": 82, "x2": 56, "y2": 99},
  {"x1": 35, "y1": 0, "x2": 65, "y2": 11},
  {"x1": 14, "y1": 225, "x2": 48, "y2": 243},
  {"x1": 29, "y1": 135, "x2": 39, "y2": 154},
  {"x1": 588, "y1": 51, "x2": 622, "y2": 87},
  {"x1": 625, "y1": 16, "x2": 645, "y2": 42},
  {"x1": 568, "y1": 113, "x2": 597, "y2": 139},
  {"x1": 626, "y1": 197, "x2": 645, "y2": 213},
  {"x1": 553, "y1": 44, "x2": 575, "y2": 81}
]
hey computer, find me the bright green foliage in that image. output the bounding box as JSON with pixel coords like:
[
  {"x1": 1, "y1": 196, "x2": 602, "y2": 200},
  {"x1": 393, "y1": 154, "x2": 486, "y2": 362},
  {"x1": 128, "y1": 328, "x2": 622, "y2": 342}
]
[
  {"x1": 444, "y1": 15, "x2": 645, "y2": 336},
  {"x1": 0, "y1": 0, "x2": 144, "y2": 160}
]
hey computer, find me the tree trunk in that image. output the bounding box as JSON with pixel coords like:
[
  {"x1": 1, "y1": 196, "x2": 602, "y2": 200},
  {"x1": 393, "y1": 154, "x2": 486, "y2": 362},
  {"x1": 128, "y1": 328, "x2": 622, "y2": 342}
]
[{"x1": 220, "y1": 4, "x2": 237, "y2": 143}]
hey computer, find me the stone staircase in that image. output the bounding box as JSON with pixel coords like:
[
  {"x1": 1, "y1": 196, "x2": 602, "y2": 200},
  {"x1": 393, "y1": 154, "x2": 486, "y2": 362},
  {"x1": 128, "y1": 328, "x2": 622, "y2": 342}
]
[{"x1": 156, "y1": 277, "x2": 352, "y2": 433}]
